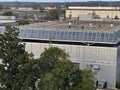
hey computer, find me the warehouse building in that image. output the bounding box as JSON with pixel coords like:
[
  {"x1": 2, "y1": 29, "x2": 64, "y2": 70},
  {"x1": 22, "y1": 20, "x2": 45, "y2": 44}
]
[
  {"x1": 17, "y1": 20, "x2": 120, "y2": 89},
  {"x1": 0, "y1": 20, "x2": 120, "y2": 88},
  {"x1": 66, "y1": 6, "x2": 120, "y2": 20}
]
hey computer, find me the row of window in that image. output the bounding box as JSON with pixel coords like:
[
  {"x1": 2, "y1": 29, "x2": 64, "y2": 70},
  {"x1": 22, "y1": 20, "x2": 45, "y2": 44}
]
[
  {"x1": 0, "y1": 28, "x2": 117, "y2": 43},
  {"x1": 19, "y1": 29, "x2": 115, "y2": 43}
]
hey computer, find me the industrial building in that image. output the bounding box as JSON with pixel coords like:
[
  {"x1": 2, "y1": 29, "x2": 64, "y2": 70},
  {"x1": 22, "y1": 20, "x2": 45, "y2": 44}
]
[
  {"x1": 66, "y1": 6, "x2": 120, "y2": 20},
  {"x1": 15, "y1": 20, "x2": 120, "y2": 89},
  {"x1": 0, "y1": 20, "x2": 120, "y2": 88}
]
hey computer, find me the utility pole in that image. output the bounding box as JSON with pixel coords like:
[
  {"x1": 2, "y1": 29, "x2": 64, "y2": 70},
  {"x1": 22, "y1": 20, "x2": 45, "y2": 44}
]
[{"x1": 49, "y1": 36, "x2": 52, "y2": 48}]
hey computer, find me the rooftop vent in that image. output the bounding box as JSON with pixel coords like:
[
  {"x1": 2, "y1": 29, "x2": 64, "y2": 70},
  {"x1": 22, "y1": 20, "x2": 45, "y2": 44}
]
[
  {"x1": 111, "y1": 24, "x2": 113, "y2": 27},
  {"x1": 99, "y1": 25, "x2": 101, "y2": 28},
  {"x1": 81, "y1": 26, "x2": 84, "y2": 29},
  {"x1": 90, "y1": 23, "x2": 92, "y2": 26},
  {"x1": 68, "y1": 22, "x2": 72, "y2": 28}
]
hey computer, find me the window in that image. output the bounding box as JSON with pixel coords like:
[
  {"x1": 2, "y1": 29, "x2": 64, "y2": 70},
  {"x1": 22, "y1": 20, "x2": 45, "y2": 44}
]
[
  {"x1": 72, "y1": 62, "x2": 79, "y2": 68},
  {"x1": 93, "y1": 64, "x2": 100, "y2": 70}
]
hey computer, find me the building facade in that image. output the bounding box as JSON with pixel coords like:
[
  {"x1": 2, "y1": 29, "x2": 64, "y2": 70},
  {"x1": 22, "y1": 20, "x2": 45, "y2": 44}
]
[
  {"x1": 0, "y1": 20, "x2": 120, "y2": 88},
  {"x1": 25, "y1": 42, "x2": 118, "y2": 88},
  {"x1": 66, "y1": 7, "x2": 120, "y2": 20},
  {"x1": 17, "y1": 20, "x2": 120, "y2": 88}
]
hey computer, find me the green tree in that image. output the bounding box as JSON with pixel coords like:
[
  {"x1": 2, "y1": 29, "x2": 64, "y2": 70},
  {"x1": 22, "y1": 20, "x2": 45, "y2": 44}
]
[
  {"x1": 18, "y1": 20, "x2": 29, "y2": 25},
  {"x1": 116, "y1": 81, "x2": 120, "y2": 89},
  {"x1": 75, "y1": 65, "x2": 97, "y2": 90},
  {"x1": 38, "y1": 47, "x2": 97, "y2": 90},
  {"x1": 46, "y1": 9, "x2": 60, "y2": 20},
  {"x1": 0, "y1": 26, "x2": 97, "y2": 90},
  {"x1": 39, "y1": 47, "x2": 70, "y2": 74},
  {"x1": 38, "y1": 47, "x2": 82, "y2": 90},
  {"x1": 3, "y1": 11, "x2": 13, "y2": 16},
  {"x1": 0, "y1": 26, "x2": 28, "y2": 89},
  {"x1": 0, "y1": 26, "x2": 41, "y2": 90}
]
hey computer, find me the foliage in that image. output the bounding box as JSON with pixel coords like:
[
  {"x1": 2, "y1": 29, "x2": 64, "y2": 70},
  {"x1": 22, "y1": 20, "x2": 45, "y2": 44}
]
[
  {"x1": 0, "y1": 26, "x2": 97, "y2": 90},
  {"x1": 38, "y1": 47, "x2": 97, "y2": 90},
  {"x1": 116, "y1": 81, "x2": 120, "y2": 89},
  {"x1": 0, "y1": 26, "x2": 40, "y2": 90},
  {"x1": 76, "y1": 65, "x2": 97, "y2": 90},
  {"x1": 114, "y1": 15, "x2": 119, "y2": 19},
  {"x1": 46, "y1": 9, "x2": 60, "y2": 20},
  {"x1": 3, "y1": 11, "x2": 13, "y2": 16},
  {"x1": 39, "y1": 47, "x2": 81, "y2": 90},
  {"x1": 0, "y1": 25, "x2": 27, "y2": 89},
  {"x1": 41, "y1": 62, "x2": 82, "y2": 90},
  {"x1": 39, "y1": 47, "x2": 69, "y2": 74},
  {"x1": 18, "y1": 20, "x2": 29, "y2": 25}
]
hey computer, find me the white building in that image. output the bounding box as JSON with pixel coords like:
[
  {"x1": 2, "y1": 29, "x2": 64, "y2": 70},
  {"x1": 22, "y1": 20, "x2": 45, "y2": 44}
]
[
  {"x1": 1, "y1": 20, "x2": 120, "y2": 89},
  {"x1": 66, "y1": 6, "x2": 120, "y2": 20},
  {"x1": 0, "y1": 16, "x2": 16, "y2": 24}
]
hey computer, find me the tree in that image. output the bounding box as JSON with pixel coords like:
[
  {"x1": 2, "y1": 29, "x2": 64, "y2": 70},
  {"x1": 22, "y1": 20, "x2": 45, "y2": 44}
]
[
  {"x1": 0, "y1": 26, "x2": 41, "y2": 90},
  {"x1": 18, "y1": 20, "x2": 29, "y2": 25},
  {"x1": 46, "y1": 9, "x2": 60, "y2": 20},
  {"x1": 38, "y1": 47, "x2": 97, "y2": 90},
  {"x1": 39, "y1": 47, "x2": 70, "y2": 74},
  {"x1": 75, "y1": 65, "x2": 97, "y2": 90},
  {"x1": 0, "y1": 26, "x2": 97, "y2": 90},
  {"x1": 116, "y1": 81, "x2": 120, "y2": 89},
  {"x1": 0, "y1": 26, "x2": 27, "y2": 89},
  {"x1": 114, "y1": 15, "x2": 119, "y2": 19},
  {"x1": 38, "y1": 47, "x2": 82, "y2": 90},
  {"x1": 3, "y1": 11, "x2": 13, "y2": 16}
]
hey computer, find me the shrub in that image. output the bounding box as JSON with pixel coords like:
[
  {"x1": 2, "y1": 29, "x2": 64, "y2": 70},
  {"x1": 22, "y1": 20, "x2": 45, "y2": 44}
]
[{"x1": 116, "y1": 81, "x2": 120, "y2": 89}]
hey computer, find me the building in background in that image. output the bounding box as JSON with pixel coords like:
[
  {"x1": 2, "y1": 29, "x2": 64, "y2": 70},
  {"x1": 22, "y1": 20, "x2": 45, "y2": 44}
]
[
  {"x1": 0, "y1": 16, "x2": 16, "y2": 25},
  {"x1": 66, "y1": 6, "x2": 120, "y2": 20}
]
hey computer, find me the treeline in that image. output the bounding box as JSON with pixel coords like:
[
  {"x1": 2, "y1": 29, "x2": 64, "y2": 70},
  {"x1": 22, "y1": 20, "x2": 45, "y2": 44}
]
[
  {"x1": 0, "y1": 26, "x2": 96, "y2": 90},
  {"x1": 0, "y1": 1, "x2": 120, "y2": 9}
]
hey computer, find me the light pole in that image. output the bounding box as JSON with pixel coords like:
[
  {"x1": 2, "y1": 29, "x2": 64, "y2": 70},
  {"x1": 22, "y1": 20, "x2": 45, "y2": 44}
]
[{"x1": 49, "y1": 36, "x2": 52, "y2": 48}]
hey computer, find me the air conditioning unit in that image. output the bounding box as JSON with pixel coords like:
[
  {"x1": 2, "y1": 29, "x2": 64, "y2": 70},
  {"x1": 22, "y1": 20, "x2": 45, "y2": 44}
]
[{"x1": 96, "y1": 80, "x2": 107, "y2": 89}]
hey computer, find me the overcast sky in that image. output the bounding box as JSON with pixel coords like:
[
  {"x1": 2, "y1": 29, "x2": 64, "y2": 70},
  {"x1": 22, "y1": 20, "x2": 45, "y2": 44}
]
[{"x1": 0, "y1": 0, "x2": 119, "y2": 2}]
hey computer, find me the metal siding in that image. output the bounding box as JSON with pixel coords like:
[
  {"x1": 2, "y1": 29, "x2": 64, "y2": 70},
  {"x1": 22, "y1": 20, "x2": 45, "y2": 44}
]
[{"x1": 25, "y1": 42, "x2": 117, "y2": 88}]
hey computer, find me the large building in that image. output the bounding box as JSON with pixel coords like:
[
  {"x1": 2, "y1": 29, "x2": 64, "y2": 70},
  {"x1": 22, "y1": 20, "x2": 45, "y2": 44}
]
[
  {"x1": 0, "y1": 7, "x2": 47, "y2": 21},
  {"x1": 16, "y1": 20, "x2": 120, "y2": 89},
  {"x1": 1, "y1": 20, "x2": 120, "y2": 88},
  {"x1": 66, "y1": 6, "x2": 120, "y2": 20}
]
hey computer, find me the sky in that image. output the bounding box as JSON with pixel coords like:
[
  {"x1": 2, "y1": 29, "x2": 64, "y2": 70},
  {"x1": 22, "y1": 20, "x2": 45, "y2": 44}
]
[{"x1": 0, "y1": 0, "x2": 119, "y2": 2}]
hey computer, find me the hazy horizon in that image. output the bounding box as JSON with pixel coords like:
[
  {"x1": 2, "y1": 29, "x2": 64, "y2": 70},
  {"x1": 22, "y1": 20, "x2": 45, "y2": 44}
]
[{"x1": 0, "y1": 0, "x2": 119, "y2": 2}]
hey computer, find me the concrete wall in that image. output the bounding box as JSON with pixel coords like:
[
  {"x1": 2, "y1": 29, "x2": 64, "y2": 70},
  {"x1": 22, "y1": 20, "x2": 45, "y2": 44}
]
[
  {"x1": 66, "y1": 10, "x2": 120, "y2": 19},
  {"x1": 25, "y1": 42, "x2": 117, "y2": 88},
  {"x1": 0, "y1": 16, "x2": 16, "y2": 20},
  {"x1": 116, "y1": 46, "x2": 120, "y2": 82}
]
